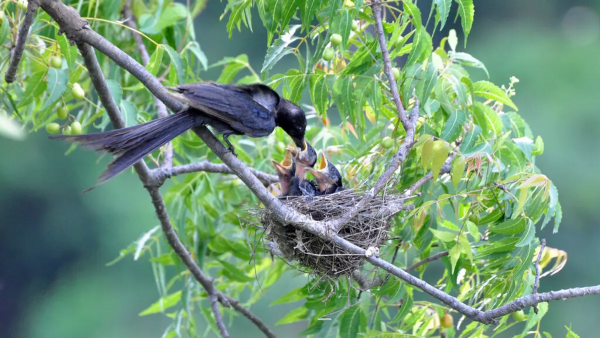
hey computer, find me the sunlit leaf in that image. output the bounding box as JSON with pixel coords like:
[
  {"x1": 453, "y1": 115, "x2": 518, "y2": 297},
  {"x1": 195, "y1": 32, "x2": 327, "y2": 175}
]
[
  {"x1": 139, "y1": 291, "x2": 182, "y2": 316},
  {"x1": 473, "y1": 80, "x2": 518, "y2": 110}
]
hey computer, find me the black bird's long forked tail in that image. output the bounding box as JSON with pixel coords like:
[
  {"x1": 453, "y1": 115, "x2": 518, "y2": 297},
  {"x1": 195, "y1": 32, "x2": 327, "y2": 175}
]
[{"x1": 50, "y1": 109, "x2": 201, "y2": 191}]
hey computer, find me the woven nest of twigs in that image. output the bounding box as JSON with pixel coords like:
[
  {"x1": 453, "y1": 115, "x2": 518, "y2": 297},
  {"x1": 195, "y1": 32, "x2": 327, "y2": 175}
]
[{"x1": 251, "y1": 189, "x2": 410, "y2": 278}]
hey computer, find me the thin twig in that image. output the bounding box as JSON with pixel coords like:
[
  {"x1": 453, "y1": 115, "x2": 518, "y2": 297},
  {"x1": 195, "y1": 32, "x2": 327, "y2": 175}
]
[
  {"x1": 152, "y1": 161, "x2": 279, "y2": 186},
  {"x1": 533, "y1": 238, "x2": 546, "y2": 314},
  {"x1": 122, "y1": 1, "x2": 171, "y2": 167},
  {"x1": 5, "y1": 0, "x2": 40, "y2": 83},
  {"x1": 406, "y1": 250, "x2": 450, "y2": 272}
]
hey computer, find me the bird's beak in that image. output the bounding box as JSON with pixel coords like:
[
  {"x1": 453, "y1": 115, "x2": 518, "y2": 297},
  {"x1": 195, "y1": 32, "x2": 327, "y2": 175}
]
[
  {"x1": 307, "y1": 153, "x2": 335, "y2": 191},
  {"x1": 292, "y1": 137, "x2": 306, "y2": 151},
  {"x1": 272, "y1": 150, "x2": 294, "y2": 176}
]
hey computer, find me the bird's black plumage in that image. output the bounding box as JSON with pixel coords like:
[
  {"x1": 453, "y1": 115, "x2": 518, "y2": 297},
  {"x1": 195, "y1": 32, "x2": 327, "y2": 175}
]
[{"x1": 51, "y1": 83, "x2": 308, "y2": 189}]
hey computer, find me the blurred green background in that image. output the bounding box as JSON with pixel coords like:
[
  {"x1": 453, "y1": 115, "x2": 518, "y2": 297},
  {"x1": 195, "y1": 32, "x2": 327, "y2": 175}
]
[{"x1": 2, "y1": 0, "x2": 600, "y2": 337}]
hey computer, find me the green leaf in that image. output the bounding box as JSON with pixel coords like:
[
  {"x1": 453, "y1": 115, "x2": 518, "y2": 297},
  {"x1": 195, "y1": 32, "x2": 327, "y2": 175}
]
[
  {"x1": 185, "y1": 41, "x2": 208, "y2": 71},
  {"x1": 441, "y1": 109, "x2": 466, "y2": 142},
  {"x1": 532, "y1": 135, "x2": 544, "y2": 156},
  {"x1": 120, "y1": 100, "x2": 139, "y2": 127},
  {"x1": 262, "y1": 25, "x2": 301, "y2": 73},
  {"x1": 450, "y1": 52, "x2": 489, "y2": 77},
  {"x1": 473, "y1": 80, "x2": 518, "y2": 110},
  {"x1": 455, "y1": 0, "x2": 474, "y2": 44},
  {"x1": 513, "y1": 137, "x2": 534, "y2": 161},
  {"x1": 338, "y1": 306, "x2": 367, "y2": 338},
  {"x1": 162, "y1": 45, "x2": 185, "y2": 84},
  {"x1": 403, "y1": 0, "x2": 422, "y2": 29},
  {"x1": 276, "y1": 306, "x2": 309, "y2": 325},
  {"x1": 416, "y1": 59, "x2": 438, "y2": 103},
  {"x1": 147, "y1": 46, "x2": 165, "y2": 75},
  {"x1": 217, "y1": 54, "x2": 248, "y2": 84},
  {"x1": 106, "y1": 79, "x2": 123, "y2": 106},
  {"x1": 435, "y1": 0, "x2": 452, "y2": 29},
  {"x1": 218, "y1": 260, "x2": 253, "y2": 282},
  {"x1": 430, "y1": 228, "x2": 456, "y2": 242},
  {"x1": 451, "y1": 155, "x2": 465, "y2": 189},
  {"x1": 0, "y1": 13, "x2": 9, "y2": 47},
  {"x1": 472, "y1": 102, "x2": 503, "y2": 139},
  {"x1": 515, "y1": 220, "x2": 535, "y2": 247},
  {"x1": 41, "y1": 69, "x2": 68, "y2": 110},
  {"x1": 310, "y1": 73, "x2": 329, "y2": 117},
  {"x1": 405, "y1": 27, "x2": 432, "y2": 70},
  {"x1": 391, "y1": 291, "x2": 413, "y2": 323},
  {"x1": 134, "y1": 226, "x2": 160, "y2": 260},
  {"x1": 301, "y1": 0, "x2": 320, "y2": 31},
  {"x1": 57, "y1": 33, "x2": 78, "y2": 70},
  {"x1": 142, "y1": 3, "x2": 187, "y2": 34},
  {"x1": 139, "y1": 291, "x2": 182, "y2": 316},
  {"x1": 431, "y1": 140, "x2": 449, "y2": 181},
  {"x1": 449, "y1": 243, "x2": 461, "y2": 272},
  {"x1": 475, "y1": 238, "x2": 519, "y2": 257},
  {"x1": 19, "y1": 71, "x2": 47, "y2": 107},
  {"x1": 460, "y1": 125, "x2": 481, "y2": 153},
  {"x1": 489, "y1": 218, "x2": 526, "y2": 235},
  {"x1": 553, "y1": 202, "x2": 562, "y2": 233},
  {"x1": 257, "y1": 0, "x2": 281, "y2": 44}
]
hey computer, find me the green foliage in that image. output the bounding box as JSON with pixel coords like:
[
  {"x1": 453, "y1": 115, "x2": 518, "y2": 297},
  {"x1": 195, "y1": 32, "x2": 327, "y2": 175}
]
[{"x1": 1, "y1": 0, "x2": 565, "y2": 336}]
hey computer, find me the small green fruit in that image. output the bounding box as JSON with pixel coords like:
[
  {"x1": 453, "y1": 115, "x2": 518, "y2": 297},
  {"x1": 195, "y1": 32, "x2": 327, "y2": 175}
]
[
  {"x1": 330, "y1": 34, "x2": 342, "y2": 47},
  {"x1": 512, "y1": 310, "x2": 526, "y2": 322},
  {"x1": 46, "y1": 123, "x2": 60, "y2": 134},
  {"x1": 0, "y1": 11, "x2": 4, "y2": 23},
  {"x1": 16, "y1": 0, "x2": 27, "y2": 10},
  {"x1": 50, "y1": 56, "x2": 62, "y2": 69},
  {"x1": 468, "y1": 213, "x2": 480, "y2": 224},
  {"x1": 72, "y1": 83, "x2": 85, "y2": 100},
  {"x1": 392, "y1": 67, "x2": 401, "y2": 81},
  {"x1": 275, "y1": 142, "x2": 286, "y2": 154},
  {"x1": 351, "y1": 21, "x2": 358, "y2": 31},
  {"x1": 381, "y1": 136, "x2": 394, "y2": 149},
  {"x1": 62, "y1": 126, "x2": 71, "y2": 135},
  {"x1": 71, "y1": 121, "x2": 82, "y2": 135},
  {"x1": 57, "y1": 106, "x2": 68, "y2": 119},
  {"x1": 441, "y1": 313, "x2": 453, "y2": 328},
  {"x1": 322, "y1": 47, "x2": 335, "y2": 61}
]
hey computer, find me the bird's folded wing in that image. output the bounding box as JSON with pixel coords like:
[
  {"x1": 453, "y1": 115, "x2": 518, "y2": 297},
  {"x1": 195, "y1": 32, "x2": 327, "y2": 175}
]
[{"x1": 169, "y1": 83, "x2": 275, "y2": 136}]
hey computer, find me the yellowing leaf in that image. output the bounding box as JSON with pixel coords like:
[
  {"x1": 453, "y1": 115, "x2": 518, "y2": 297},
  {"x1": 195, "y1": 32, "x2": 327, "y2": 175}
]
[
  {"x1": 431, "y1": 140, "x2": 449, "y2": 181},
  {"x1": 518, "y1": 174, "x2": 548, "y2": 190},
  {"x1": 451, "y1": 155, "x2": 466, "y2": 189},
  {"x1": 421, "y1": 137, "x2": 434, "y2": 171}
]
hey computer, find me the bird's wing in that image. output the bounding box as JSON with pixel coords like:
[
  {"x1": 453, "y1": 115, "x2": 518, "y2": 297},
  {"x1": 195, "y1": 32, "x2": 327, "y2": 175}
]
[{"x1": 169, "y1": 83, "x2": 276, "y2": 136}]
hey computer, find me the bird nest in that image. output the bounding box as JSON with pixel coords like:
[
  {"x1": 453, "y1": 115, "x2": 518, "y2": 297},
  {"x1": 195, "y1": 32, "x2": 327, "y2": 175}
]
[{"x1": 252, "y1": 189, "x2": 410, "y2": 278}]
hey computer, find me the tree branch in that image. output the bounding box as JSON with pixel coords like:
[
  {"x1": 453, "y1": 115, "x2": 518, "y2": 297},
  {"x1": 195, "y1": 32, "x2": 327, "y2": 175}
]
[
  {"x1": 152, "y1": 161, "x2": 278, "y2": 186},
  {"x1": 122, "y1": 1, "x2": 171, "y2": 167},
  {"x1": 224, "y1": 296, "x2": 277, "y2": 338},
  {"x1": 479, "y1": 285, "x2": 600, "y2": 321},
  {"x1": 5, "y1": 0, "x2": 39, "y2": 83},
  {"x1": 371, "y1": 0, "x2": 408, "y2": 129}
]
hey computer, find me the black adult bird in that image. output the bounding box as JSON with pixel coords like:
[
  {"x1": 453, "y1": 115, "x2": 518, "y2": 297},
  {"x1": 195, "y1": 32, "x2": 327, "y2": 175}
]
[
  {"x1": 272, "y1": 149, "x2": 317, "y2": 197},
  {"x1": 51, "y1": 83, "x2": 308, "y2": 188},
  {"x1": 306, "y1": 152, "x2": 344, "y2": 195}
]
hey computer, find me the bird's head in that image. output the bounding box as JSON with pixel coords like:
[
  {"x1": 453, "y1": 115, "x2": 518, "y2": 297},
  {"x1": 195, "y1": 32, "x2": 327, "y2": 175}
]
[
  {"x1": 271, "y1": 149, "x2": 296, "y2": 195},
  {"x1": 306, "y1": 152, "x2": 343, "y2": 193},
  {"x1": 275, "y1": 99, "x2": 307, "y2": 149},
  {"x1": 287, "y1": 141, "x2": 317, "y2": 180}
]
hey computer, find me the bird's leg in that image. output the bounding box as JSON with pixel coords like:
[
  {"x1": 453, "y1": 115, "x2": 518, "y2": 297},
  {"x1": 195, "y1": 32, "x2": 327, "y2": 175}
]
[{"x1": 222, "y1": 134, "x2": 238, "y2": 157}]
